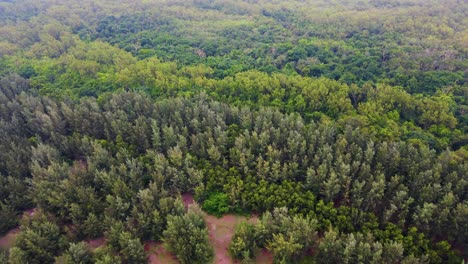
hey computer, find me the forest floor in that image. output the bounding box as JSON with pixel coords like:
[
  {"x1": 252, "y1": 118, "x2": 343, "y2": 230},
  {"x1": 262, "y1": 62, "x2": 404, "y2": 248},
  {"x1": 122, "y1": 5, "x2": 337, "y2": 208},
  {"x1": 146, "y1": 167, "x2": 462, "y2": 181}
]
[
  {"x1": 145, "y1": 241, "x2": 179, "y2": 264},
  {"x1": 85, "y1": 237, "x2": 106, "y2": 250},
  {"x1": 0, "y1": 227, "x2": 19, "y2": 250}
]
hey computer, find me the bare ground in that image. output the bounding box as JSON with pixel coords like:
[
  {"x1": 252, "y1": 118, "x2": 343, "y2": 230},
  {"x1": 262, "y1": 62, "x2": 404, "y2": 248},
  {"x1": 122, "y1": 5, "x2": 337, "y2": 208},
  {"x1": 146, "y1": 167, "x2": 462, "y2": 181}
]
[
  {"x1": 0, "y1": 227, "x2": 20, "y2": 250},
  {"x1": 0, "y1": 208, "x2": 37, "y2": 250},
  {"x1": 85, "y1": 237, "x2": 106, "y2": 250},
  {"x1": 255, "y1": 249, "x2": 274, "y2": 264},
  {"x1": 145, "y1": 241, "x2": 179, "y2": 264}
]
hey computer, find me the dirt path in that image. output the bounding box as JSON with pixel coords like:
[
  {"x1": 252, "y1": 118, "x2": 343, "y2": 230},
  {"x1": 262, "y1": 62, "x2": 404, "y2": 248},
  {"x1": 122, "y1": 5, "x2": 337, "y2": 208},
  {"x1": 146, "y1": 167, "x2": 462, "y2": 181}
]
[
  {"x1": 0, "y1": 227, "x2": 20, "y2": 250},
  {"x1": 145, "y1": 241, "x2": 179, "y2": 264},
  {"x1": 85, "y1": 237, "x2": 106, "y2": 250},
  {"x1": 0, "y1": 208, "x2": 37, "y2": 250},
  {"x1": 182, "y1": 193, "x2": 195, "y2": 209}
]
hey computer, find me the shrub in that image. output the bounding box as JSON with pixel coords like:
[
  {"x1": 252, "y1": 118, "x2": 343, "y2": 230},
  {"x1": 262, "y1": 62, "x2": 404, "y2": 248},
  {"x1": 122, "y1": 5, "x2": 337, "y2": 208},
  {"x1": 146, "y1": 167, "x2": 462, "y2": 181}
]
[{"x1": 202, "y1": 192, "x2": 230, "y2": 217}]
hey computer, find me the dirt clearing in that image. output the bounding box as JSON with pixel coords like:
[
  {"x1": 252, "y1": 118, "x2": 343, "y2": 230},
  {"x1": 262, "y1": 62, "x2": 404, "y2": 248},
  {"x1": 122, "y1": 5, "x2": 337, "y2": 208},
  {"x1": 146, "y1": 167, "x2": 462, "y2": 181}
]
[
  {"x1": 145, "y1": 241, "x2": 179, "y2": 264},
  {"x1": 181, "y1": 193, "x2": 270, "y2": 264}
]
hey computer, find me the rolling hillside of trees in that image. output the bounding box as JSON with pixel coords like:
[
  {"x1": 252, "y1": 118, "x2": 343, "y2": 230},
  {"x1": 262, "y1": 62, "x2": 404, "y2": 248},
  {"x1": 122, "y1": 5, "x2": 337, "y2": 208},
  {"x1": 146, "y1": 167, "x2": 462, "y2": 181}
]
[{"x1": 0, "y1": 0, "x2": 466, "y2": 263}]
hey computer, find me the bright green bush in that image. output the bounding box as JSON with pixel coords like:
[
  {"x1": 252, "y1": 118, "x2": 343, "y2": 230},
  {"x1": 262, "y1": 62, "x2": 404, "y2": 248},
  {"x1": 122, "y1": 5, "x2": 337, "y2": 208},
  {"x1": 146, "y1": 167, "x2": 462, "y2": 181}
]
[{"x1": 202, "y1": 192, "x2": 230, "y2": 217}]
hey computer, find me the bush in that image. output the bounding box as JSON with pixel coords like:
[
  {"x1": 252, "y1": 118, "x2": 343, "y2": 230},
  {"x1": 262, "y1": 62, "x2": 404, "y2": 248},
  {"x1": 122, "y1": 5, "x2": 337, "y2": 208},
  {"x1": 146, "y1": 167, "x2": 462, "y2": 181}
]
[
  {"x1": 202, "y1": 192, "x2": 230, "y2": 217},
  {"x1": 163, "y1": 207, "x2": 213, "y2": 264}
]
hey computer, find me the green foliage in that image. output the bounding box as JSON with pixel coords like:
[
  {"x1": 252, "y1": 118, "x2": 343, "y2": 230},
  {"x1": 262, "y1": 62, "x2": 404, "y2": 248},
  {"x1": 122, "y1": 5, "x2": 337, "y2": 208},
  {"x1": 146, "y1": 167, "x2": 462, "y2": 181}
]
[
  {"x1": 229, "y1": 222, "x2": 257, "y2": 261},
  {"x1": 0, "y1": 0, "x2": 465, "y2": 263},
  {"x1": 267, "y1": 233, "x2": 303, "y2": 264},
  {"x1": 0, "y1": 251, "x2": 8, "y2": 264},
  {"x1": 118, "y1": 232, "x2": 146, "y2": 264},
  {"x1": 202, "y1": 192, "x2": 230, "y2": 217},
  {"x1": 9, "y1": 212, "x2": 67, "y2": 264},
  {"x1": 163, "y1": 206, "x2": 214, "y2": 264},
  {"x1": 59, "y1": 242, "x2": 92, "y2": 264},
  {"x1": 93, "y1": 246, "x2": 122, "y2": 264},
  {"x1": 0, "y1": 202, "x2": 18, "y2": 235},
  {"x1": 230, "y1": 208, "x2": 319, "y2": 263},
  {"x1": 316, "y1": 230, "x2": 407, "y2": 264}
]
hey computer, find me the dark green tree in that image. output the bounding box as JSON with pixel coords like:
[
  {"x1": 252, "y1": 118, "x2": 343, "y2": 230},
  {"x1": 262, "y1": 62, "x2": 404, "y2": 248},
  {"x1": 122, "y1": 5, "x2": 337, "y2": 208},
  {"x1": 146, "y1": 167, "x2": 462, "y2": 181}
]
[{"x1": 163, "y1": 205, "x2": 213, "y2": 264}]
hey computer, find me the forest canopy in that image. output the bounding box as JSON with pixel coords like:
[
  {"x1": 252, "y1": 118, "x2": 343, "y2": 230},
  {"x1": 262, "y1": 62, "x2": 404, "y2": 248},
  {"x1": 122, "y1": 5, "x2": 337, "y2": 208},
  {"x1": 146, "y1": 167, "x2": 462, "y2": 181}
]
[{"x1": 0, "y1": 0, "x2": 466, "y2": 263}]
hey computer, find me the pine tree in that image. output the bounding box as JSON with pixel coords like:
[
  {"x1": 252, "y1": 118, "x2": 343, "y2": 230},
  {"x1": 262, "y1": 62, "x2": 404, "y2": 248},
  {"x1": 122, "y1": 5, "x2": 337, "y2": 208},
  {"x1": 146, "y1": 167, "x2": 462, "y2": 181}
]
[{"x1": 163, "y1": 205, "x2": 213, "y2": 264}]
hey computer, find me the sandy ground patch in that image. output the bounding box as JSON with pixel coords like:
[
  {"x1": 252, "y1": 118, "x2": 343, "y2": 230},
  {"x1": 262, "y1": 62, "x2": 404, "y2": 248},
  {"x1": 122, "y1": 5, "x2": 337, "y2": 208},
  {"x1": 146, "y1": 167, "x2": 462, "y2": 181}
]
[
  {"x1": 145, "y1": 241, "x2": 179, "y2": 264},
  {"x1": 85, "y1": 237, "x2": 106, "y2": 250},
  {"x1": 255, "y1": 249, "x2": 274, "y2": 264},
  {"x1": 0, "y1": 208, "x2": 37, "y2": 250},
  {"x1": 182, "y1": 193, "x2": 195, "y2": 210},
  {"x1": 0, "y1": 227, "x2": 20, "y2": 250},
  {"x1": 23, "y1": 208, "x2": 36, "y2": 217}
]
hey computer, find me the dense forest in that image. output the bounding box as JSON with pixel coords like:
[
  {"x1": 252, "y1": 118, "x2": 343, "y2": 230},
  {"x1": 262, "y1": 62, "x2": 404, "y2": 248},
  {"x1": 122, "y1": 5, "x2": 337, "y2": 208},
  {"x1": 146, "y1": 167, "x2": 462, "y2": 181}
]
[{"x1": 0, "y1": 0, "x2": 466, "y2": 263}]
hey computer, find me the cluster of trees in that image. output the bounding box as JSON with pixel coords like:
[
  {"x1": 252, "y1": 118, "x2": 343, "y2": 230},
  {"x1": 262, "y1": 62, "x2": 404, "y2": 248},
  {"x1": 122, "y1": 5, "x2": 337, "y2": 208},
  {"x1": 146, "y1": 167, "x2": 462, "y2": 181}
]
[
  {"x1": 0, "y1": 77, "x2": 465, "y2": 262},
  {"x1": 229, "y1": 208, "x2": 318, "y2": 263},
  {"x1": 0, "y1": 0, "x2": 466, "y2": 263},
  {"x1": 229, "y1": 207, "x2": 457, "y2": 263},
  {"x1": 1, "y1": 48, "x2": 464, "y2": 150},
  {"x1": 2, "y1": 0, "x2": 464, "y2": 89},
  {"x1": 4, "y1": 207, "x2": 212, "y2": 264},
  {"x1": 0, "y1": 76, "x2": 216, "y2": 263},
  {"x1": 2, "y1": 0, "x2": 467, "y2": 88},
  {"x1": 0, "y1": 0, "x2": 465, "y2": 151}
]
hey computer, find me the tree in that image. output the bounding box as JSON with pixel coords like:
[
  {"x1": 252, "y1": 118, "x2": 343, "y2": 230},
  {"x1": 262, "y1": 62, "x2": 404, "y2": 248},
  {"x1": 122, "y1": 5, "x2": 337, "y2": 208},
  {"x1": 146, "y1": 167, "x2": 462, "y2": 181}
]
[
  {"x1": 119, "y1": 232, "x2": 146, "y2": 264},
  {"x1": 0, "y1": 202, "x2": 18, "y2": 234},
  {"x1": 267, "y1": 233, "x2": 302, "y2": 264},
  {"x1": 59, "y1": 242, "x2": 92, "y2": 264},
  {"x1": 163, "y1": 205, "x2": 213, "y2": 264},
  {"x1": 229, "y1": 222, "x2": 257, "y2": 261},
  {"x1": 257, "y1": 208, "x2": 318, "y2": 263},
  {"x1": 316, "y1": 230, "x2": 344, "y2": 264},
  {"x1": 93, "y1": 246, "x2": 122, "y2": 264},
  {"x1": 0, "y1": 250, "x2": 8, "y2": 264},
  {"x1": 9, "y1": 212, "x2": 67, "y2": 264}
]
